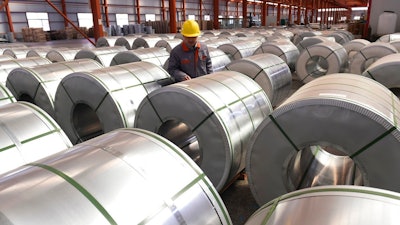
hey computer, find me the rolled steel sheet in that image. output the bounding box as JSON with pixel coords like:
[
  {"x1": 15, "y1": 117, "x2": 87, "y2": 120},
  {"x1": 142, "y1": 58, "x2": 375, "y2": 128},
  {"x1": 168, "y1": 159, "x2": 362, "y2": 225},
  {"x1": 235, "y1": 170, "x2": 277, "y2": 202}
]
[
  {"x1": 0, "y1": 57, "x2": 51, "y2": 85},
  {"x1": 27, "y1": 47, "x2": 65, "y2": 58},
  {"x1": 225, "y1": 53, "x2": 292, "y2": 106},
  {"x1": 132, "y1": 37, "x2": 163, "y2": 49},
  {"x1": 110, "y1": 47, "x2": 170, "y2": 67},
  {"x1": 205, "y1": 38, "x2": 233, "y2": 48},
  {"x1": 114, "y1": 36, "x2": 139, "y2": 50},
  {"x1": 218, "y1": 40, "x2": 262, "y2": 60},
  {"x1": 3, "y1": 48, "x2": 31, "y2": 59},
  {"x1": 292, "y1": 31, "x2": 322, "y2": 45},
  {"x1": 389, "y1": 40, "x2": 400, "y2": 52},
  {"x1": 273, "y1": 30, "x2": 294, "y2": 40},
  {"x1": 155, "y1": 38, "x2": 182, "y2": 53},
  {"x1": 296, "y1": 36, "x2": 335, "y2": 53},
  {"x1": 362, "y1": 53, "x2": 400, "y2": 93},
  {"x1": 254, "y1": 40, "x2": 299, "y2": 72},
  {"x1": 208, "y1": 47, "x2": 231, "y2": 72},
  {"x1": 0, "y1": 43, "x2": 27, "y2": 54},
  {"x1": 323, "y1": 31, "x2": 351, "y2": 45},
  {"x1": 245, "y1": 186, "x2": 400, "y2": 225},
  {"x1": 343, "y1": 39, "x2": 371, "y2": 59},
  {"x1": 74, "y1": 46, "x2": 127, "y2": 66},
  {"x1": 377, "y1": 33, "x2": 400, "y2": 42},
  {"x1": 45, "y1": 48, "x2": 82, "y2": 62},
  {"x1": 95, "y1": 36, "x2": 121, "y2": 47},
  {"x1": 246, "y1": 73, "x2": 400, "y2": 206},
  {"x1": 295, "y1": 41, "x2": 347, "y2": 83},
  {"x1": 0, "y1": 128, "x2": 231, "y2": 225},
  {"x1": 6, "y1": 59, "x2": 103, "y2": 118},
  {"x1": 0, "y1": 55, "x2": 13, "y2": 62},
  {"x1": 0, "y1": 83, "x2": 15, "y2": 106},
  {"x1": 134, "y1": 71, "x2": 272, "y2": 190},
  {"x1": 349, "y1": 42, "x2": 398, "y2": 75},
  {"x1": 55, "y1": 61, "x2": 172, "y2": 144},
  {"x1": 0, "y1": 101, "x2": 72, "y2": 175}
]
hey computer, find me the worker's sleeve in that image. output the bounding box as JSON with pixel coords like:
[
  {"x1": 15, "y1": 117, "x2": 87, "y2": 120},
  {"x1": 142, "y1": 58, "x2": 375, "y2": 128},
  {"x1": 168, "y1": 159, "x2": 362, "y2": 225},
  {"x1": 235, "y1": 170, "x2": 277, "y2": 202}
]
[{"x1": 168, "y1": 48, "x2": 188, "y2": 82}]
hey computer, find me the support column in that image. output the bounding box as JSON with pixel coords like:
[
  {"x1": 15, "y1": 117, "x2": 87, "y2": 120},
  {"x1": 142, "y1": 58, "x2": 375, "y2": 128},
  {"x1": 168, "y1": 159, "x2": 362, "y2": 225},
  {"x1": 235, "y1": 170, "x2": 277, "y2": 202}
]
[
  {"x1": 262, "y1": 1, "x2": 267, "y2": 26},
  {"x1": 136, "y1": 0, "x2": 141, "y2": 24},
  {"x1": 182, "y1": 0, "x2": 186, "y2": 20},
  {"x1": 364, "y1": 0, "x2": 372, "y2": 38},
  {"x1": 5, "y1": 1, "x2": 14, "y2": 33},
  {"x1": 243, "y1": 0, "x2": 248, "y2": 28},
  {"x1": 297, "y1": 0, "x2": 301, "y2": 24},
  {"x1": 161, "y1": 0, "x2": 166, "y2": 21},
  {"x1": 169, "y1": 0, "x2": 177, "y2": 32},
  {"x1": 90, "y1": 0, "x2": 104, "y2": 41},
  {"x1": 277, "y1": 3, "x2": 281, "y2": 26},
  {"x1": 61, "y1": 0, "x2": 68, "y2": 27},
  {"x1": 213, "y1": 0, "x2": 219, "y2": 29},
  {"x1": 104, "y1": 0, "x2": 110, "y2": 28}
]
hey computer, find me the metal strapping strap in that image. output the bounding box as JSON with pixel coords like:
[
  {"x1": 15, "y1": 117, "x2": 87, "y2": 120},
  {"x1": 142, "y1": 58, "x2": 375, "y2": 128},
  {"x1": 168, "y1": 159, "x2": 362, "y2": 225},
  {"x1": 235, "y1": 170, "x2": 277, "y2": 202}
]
[
  {"x1": 261, "y1": 196, "x2": 282, "y2": 225},
  {"x1": 269, "y1": 114, "x2": 300, "y2": 151},
  {"x1": 28, "y1": 163, "x2": 117, "y2": 225},
  {"x1": 144, "y1": 94, "x2": 164, "y2": 124},
  {"x1": 365, "y1": 70, "x2": 376, "y2": 80}
]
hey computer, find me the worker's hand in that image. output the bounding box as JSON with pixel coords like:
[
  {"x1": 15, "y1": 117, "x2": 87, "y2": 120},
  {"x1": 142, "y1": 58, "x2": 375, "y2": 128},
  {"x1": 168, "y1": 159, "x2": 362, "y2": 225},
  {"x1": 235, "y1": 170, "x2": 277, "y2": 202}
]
[{"x1": 183, "y1": 75, "x2": 191, "y2": 80}]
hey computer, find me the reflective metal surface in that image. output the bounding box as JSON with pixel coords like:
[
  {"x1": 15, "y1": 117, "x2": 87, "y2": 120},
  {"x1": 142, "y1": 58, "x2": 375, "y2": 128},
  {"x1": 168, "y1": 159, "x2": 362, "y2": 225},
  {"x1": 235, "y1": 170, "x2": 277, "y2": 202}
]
[
  {"x1": 3, "y1": 47, "x2": 32, "y2": 59},
  {"x1": 246, "y1": 73, "x2": 400, "y2": 206},
  {"x1": 245, "y1": 186, "x2": 400, "y2": 225},
  {"x1": 27, "y1": 47, "x2": 65, "y2": 58},
  {"x1": 45, "y1": 48, "x2": 82, "y2": 62},
  {"x1": 110, "y1": 47, "x2": 170, "y2": 67},
  {"x1": 0, "y1": 101, "x2": 72, "y2": 175},
  {"x1": 0, "y1": 128, "x2": 232, "y2": 225},
  {"x1": 296, "y1": 36, "x2": 335, "y2": 53},
  {"x1": 55, "y1": 61, "x2": 171, "y2": 144},
  {"x1": 362, "y1": 53, "x2": 400, "y2": 96},
  {"x1": 0, "y1": 57, "x2": 51, "y2": 85},
  {"x1": 155, "y1": 38, "x2": 182, "y2": 53},
  {"x1": 296, "y1": 41, "x2": 348, "y2": 83},
  {"x1": 115, "y1": 36, "x2": 140, "y2": 50},
  {"x1": 292, "y1": 31, "x2": 322, "y2": 45},
  {"x1": 74, "y1": 46, "x2": 127, "y2": 66},
  {"x1": 208, "y1": 47, "x2": 231, "y2": 72},
  {"x1": 226, "y1": 53, "x2": 292, "y2": 107},
  {"x1": 132, "y1": 37, "x2": 163, "y2": 49},
  {"x1": 6, "y1": 59, "x2": 103, "y2": 118},
  {"x1": 350, "y1": 42, "x2": 398, "y2": 74},
  {"x1": 135, "y1": 71, "x2": 272, "y2": 190},
  {"x1": 254, "y1": 40, "x2": 299, "y2": 72},
  {"x1": 0, "y1": 83, "x2": 15, "y2": 106},
  {"x1": 95, "y1": 36, "x2": 120, "y2": 47},
  {"x1": 0, "y1": 43, "x2": 27, "y2": 54},
  {"x1": 218, "y1": 40, "x2": 262, "y2": 60}
]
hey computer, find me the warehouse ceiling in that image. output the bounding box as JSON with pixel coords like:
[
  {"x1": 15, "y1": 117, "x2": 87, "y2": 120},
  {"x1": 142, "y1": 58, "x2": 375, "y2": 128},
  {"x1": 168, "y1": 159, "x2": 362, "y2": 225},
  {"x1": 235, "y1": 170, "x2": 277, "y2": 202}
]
[{"x1": 253, "y1": 0, "x2": 369, "y2": 8}]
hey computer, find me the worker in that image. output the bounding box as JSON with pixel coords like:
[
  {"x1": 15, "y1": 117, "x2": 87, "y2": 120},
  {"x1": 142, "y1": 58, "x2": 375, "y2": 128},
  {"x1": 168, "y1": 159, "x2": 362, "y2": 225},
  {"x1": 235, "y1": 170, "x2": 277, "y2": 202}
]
[{"x1": 168, "y1": 20, "x2": 213, "y2": 82}]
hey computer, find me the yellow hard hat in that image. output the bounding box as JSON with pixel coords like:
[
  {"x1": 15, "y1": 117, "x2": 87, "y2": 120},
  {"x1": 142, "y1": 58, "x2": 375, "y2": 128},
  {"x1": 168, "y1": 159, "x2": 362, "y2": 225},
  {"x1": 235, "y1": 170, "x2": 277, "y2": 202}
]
[{"x1": 181, "y1": 20, "x2": 201, "y2": 37}]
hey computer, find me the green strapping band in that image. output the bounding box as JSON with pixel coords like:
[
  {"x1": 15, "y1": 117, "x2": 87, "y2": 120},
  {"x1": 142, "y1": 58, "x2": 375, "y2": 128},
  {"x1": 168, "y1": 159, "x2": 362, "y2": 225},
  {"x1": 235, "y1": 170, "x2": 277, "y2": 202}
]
[
  {"x1": 28, "y1": 163, "x2": 117, "y2": 225},
  {"x1": 269, "y1": 115, "x2": 300, "y2": 151},
  {"x1": 391, "y1": 93, "x2": 398, "y2": 127},
  {"x1": 261, "y1": 196, "x2": 282, "y2": 225},
  {"x1": 350, "y1": 126, "x2": 396, "y2": 158}
]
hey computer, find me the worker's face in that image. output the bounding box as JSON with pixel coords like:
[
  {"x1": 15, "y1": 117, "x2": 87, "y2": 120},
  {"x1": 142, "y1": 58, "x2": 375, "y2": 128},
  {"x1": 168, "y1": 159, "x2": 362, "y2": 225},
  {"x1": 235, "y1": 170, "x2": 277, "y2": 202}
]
[{"x1": 183, "y1": 36, "x2": 198, "y2": 47}]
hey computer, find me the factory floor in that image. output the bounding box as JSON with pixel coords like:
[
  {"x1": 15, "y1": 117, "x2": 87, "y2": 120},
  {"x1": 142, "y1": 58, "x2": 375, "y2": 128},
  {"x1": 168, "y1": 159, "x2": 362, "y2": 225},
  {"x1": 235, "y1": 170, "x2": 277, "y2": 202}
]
[{"x1": 19, "y1": 38, "x2": 305, "y2": 225}]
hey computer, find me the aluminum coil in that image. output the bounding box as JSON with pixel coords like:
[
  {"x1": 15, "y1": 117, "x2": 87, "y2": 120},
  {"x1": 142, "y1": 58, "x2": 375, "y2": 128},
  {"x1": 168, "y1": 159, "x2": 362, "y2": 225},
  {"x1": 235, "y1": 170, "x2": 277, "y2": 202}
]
[
  {"x1": 6, "y1": 59, "x2": 103, "y2": 118},
  {"x1": 362, "y1": 53, "x2": 400, "y2": 92},
  {"x1": 208, "y1": 47, "x2": 231, "y2": 72},
  {"x1": 0, "y1": 55, "x2": 13, "y2": 62},
  {"x1": 253, "y1": 40, "x2": 299, "y2": 72},
  {"x1": 0, "y1": 128, "x2": 231, "y2": 225},
  {"x1": 45, "y1": 48, "x2": 82, "y2": 62},
  {"x1": 377, "y1": 33, "x2": 400, "y2": 42},
  {"x1": 389, "y1": 40, "x2": 400, "y2": 52},
  {"x1": 246, "y1": 73, "x2": 400, "y2": 206},
  {"x1": 74, "y1": 46, "x2": 127, "y2": 66},
  {"x1": 95, "y1": 36, "x2": 121, "y2": 47},
  {"x1": 55, "y1": 61, "x2": 172, "y2": 144},
  {"x1": 205, "y1": 38, "x2": 233, "y2": 48},
  {"x1": 295, "y1": 41, "x2": 347, "y2": 83},
  {"x1": 296, "y1": 36, "x2": 335, "y2": 53},
  {"x1": 218, "y1": 40, "x2": 262, "y2": 60},
  {"x1": 154, "y1": 38, "x2": 182, "y2": 53},
  {"x1": 273, "y1": 30, "x2": 294, "y2": 40},
  {"x1": 225, "y1": 53, "x2": 292, "y2": 106},
  {"x1": 0, "y1": 43, "x2": 26, "y2": 54},
  {"x1": 349, "y1": 42, "x2": 398, "y2": 75},
  {"x1": 0, "y1": 57, "x2": 51, "y2": 85},
  {"x1": 292, "y1": 31, "x2": 322, "y2": 45},
  {"x1": 110, "y1": 47, "x2": 170, "y2": 67},
  {"x1": 132, "y1": 37, "x2": 163, "y2": 49},
  {"x1": 0, "y1": 83, "x2": 15, "y2": 106},
  {"x1": 3, "y1": 48, "x2": 31, "y2": 59},
  {"x1": 134, "y1": 71, "x2": 272, "y2": 191},
  {"x1": 114, "y1": 36, "x2": 139, "y2": 50},
  {"x1": 343, "y1": 39, "x2": 371, "y2": 59},
  {"x1": 27, "y1": 47, "x2": 63, "y2": 58},
  {"x1": 245, "y1": 186, "x2": 400, "y2": 225},
  {"x1": 0, "y1": 101, "x2": 72, "y2": 175},
  {"x1": 323, "y1": 31, "x2": 351, "y2": 45}
]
